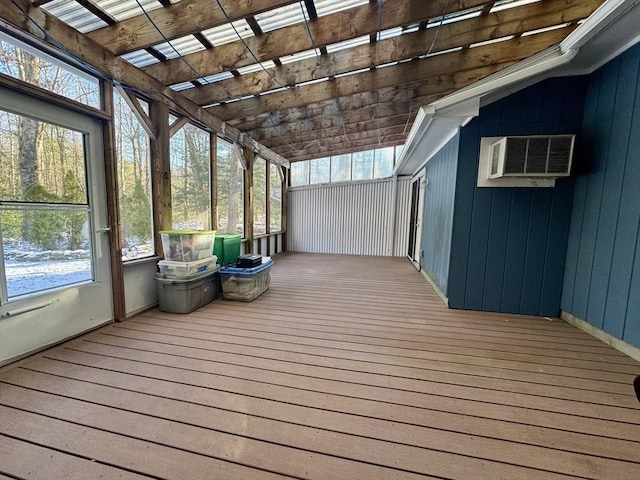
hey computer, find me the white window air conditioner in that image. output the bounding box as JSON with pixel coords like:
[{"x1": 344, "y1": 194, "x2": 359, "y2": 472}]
[{"x1": 487, "y1": 135, "x2": 575, "y2": 179}]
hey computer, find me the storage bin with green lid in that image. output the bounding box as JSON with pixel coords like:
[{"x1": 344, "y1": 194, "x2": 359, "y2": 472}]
[{"x1": 213, "y1": 233, "x2": 242, "y2": 265}]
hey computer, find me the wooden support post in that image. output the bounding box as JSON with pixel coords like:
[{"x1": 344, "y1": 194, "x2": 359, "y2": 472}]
[
  {"x1": 281, "y1": 165, "x2": 288, "y2": 253},
  {"x1": 243, "y1": 147, "x2": 256, "y2": 254},
  {"x1": 150, "y1": 100, "x2": 171, "y2": 256},
  {"x1": 210, "y1": 132, "x2": 218, "y2": 231},
  {"x1": 101, "y1": 82, "x2": 126, "y2": 321}
]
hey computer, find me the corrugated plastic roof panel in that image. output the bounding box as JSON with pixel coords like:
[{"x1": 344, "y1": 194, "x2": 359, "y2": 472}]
[
  {"x1": 326, "y1": 35, "x2": 369, "y2": 54},
  {"x1": 202, "y1": 20, "x2": 253, "y2": 47},
  {"x1": 120, "y1": 49, "x2": 161, "y2": 68},
  {"x1": 236, "y1": 61, "x2": 277, "y2": 75},
  {"x1": 153, "y1": 35, "x2": 206, "y2": 59},
  {"x1": 254, "y1": 2, "x2": 308, "y2": 33},
  {"x1": 93, "y1": 0, "x2": 166, "y2": 22},
  {"x1": 279, "y1": 49, "x2": 321, "y2": 65},
  {"x1": 314, "y1": 0, "x2": 368, "y2": 17},
  {"x1": 41, "y1": 0, "x2": 107, "y2": 33}
]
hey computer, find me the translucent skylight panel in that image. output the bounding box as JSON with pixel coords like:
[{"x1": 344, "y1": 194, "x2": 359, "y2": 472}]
[
  {"x1": 334, "y1": 68, "x2": 370, "y2": 78},
  {"x1": 202, "y1": 20, "x2": 253, "y2": 47},
  {"x1": 491, "y1": 0, "x2": 541, "y2": 13},
  {"x1": 280, "y1": 49, "x2": 322, "y2": 65},
  {"x1": 427, "y1": 7, "x2": 482, "y2": 27},
  {"x1": 326, "y1": 35, "x2": 369, "y2": 54},
  {"x1": 41, "y1": 0, "x2": 107, "y2": 33},
  {"x1": 94, "y1": 0, "x2": 164, "y2": 22},
  {"x1": 469, "y1": 35, "x2": 515, "y2": 49},
  {"x1": 120, "y1": 50, "x2": 160, "y2": 68},
  {"x1": 153, "y1": 35, "x2": 206, "y2": 59},
  {"x1": 236, "y1": 61, "x2": 277, "y2": 75},
  {"x1": 315, "y1": 0, "x2": 368, "y2": 17},
  {"x1": 254, "y1": 2, "x2": 308, "y2": 33},
  {"x1": 521, "y1": 23, "x2": 571, "y2": 36},
  {"x1": 201, "y1": 71, "x2": 235, "y2": 83},
  {"x1": 378, "y1": 27, "x2": 403, "y2": 41},
  {"x1": 171, "y1": 81, "x2": 196, "y2": 91},
  {"x1": 421, "y1": 46, "x2": 463, "y2": 58}
]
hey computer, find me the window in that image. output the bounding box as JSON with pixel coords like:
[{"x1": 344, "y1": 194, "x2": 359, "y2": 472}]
[
  {"x1": 170, "y1": 122, "x2": 211, "y2": 230},
  {"x1": 0, "y1": 31, "x2": 100, "y2": 108},
  {"x1": 352, "y1": 150, "x2": 375, "y2": 180},
  {"x1": 331, "y1": 154, "x2": 351, "y2": 182},
  {"x1": 253, "y1": 158, "x2": 267, "y2": 235},
  {"x1": 269, "y1": 163, "x2": 282, "y2": 232},
  {"x1": 309, "y1": 157, "x2": 330, "y2": 184},
  {"x1": 114, "y1": 91, "x2": 154, "y2": 260},
  {"x1": 374, "y1": 147, "x2": 394, "y2": 179},
  {"x1": 0, "y1": 110, "x2": 93, "y2": 300},
  {"x1": 289, "y1": 145, "x2": 403, "y2": 187},
  {"x1": 291, "y1": 161, "x2": 309, "y2": 186},
  {"x1": 216, "y1": 139, "x2": 244, "y2": 235}
]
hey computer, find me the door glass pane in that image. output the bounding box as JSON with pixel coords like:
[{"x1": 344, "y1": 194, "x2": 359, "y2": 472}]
[
  {"x1": 113, "y1": 91, "x2": 154, "y2": 260},
  {"x1": 216, "y1": 140, "x2": 244, "y2": 235},
  {"x1": 269, "y1": 163, "x2": 282, "y2": 232},
  {"x1": 170, "y1": 123, "x2": 211, "y2": 229},
  {"x1": 1, "y1": 108, "x2": 94, "y2": 302},
  {"x1": 253, "y1": 158, "x2": 267, "y2": 235},
  {"x1": 1, "y1": 207, "x2": 92, "y2": 299}
]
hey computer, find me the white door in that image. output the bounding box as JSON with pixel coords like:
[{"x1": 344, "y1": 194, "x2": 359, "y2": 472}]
[
  {"x1": 0, "y1": 86, "x2": 113, "y2": 365},
  {"x1": 407, "y1": 172, "x2": 426, "y2": 269}
]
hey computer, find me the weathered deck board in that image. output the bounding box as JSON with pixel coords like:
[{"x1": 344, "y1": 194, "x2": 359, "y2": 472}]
[{"x1": 1, "y1": 253, "x2": 639, "y2": 480}]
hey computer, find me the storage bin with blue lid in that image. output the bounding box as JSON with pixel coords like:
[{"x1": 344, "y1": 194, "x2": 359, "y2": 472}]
[{"x1": 219, "y1": 257, "x2": 273, "y2": 302}]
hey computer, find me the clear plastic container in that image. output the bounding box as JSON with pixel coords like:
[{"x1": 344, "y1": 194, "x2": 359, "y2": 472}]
[
  {"x1": 157, "y1": 256, "x2": 217, "y2": 278},
  {"x1": 160, "y1": 230, "x2": 215, "y2": 262},
  {"x1": 219, "y1": 257, "x2": 273, "y2": 302}
]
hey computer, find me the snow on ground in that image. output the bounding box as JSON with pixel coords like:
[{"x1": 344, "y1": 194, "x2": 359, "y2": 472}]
[{"x1": 5, "y1": 258, "x2": 91, "y2": 298}]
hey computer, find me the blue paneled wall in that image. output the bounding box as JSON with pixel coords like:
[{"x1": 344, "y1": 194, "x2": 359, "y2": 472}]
[
  {"x1": 420, "y1": 134, "x2": 459, "y2": 295},
  {"x1": 562, "y1": 44, "x2": 640, "y2": 348},
  {"x1": 447, "y1": 77, "x2": 586, "y2": 316}
]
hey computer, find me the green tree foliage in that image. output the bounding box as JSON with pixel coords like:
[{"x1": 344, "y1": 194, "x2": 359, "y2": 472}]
[
  {"x1": 62, "y1": 169, "x2": 86, "y2": 250},
  {"x1": 122, "y1": 180, "x2": 152, "y2": 243},
  {"x1": 24, "y1": 184, "x2": 65, "y2": 250}
]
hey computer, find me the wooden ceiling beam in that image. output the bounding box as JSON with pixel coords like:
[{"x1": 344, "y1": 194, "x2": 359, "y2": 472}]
[
  {"x1": 209, "y1": 26, "x2": 571, "y2": 120},
  {"x1": 0, "y1": 0, "x2": 288, "y2": 166},
  {"x1": 273, "y1": 127, "x2": 410, "y2": 156},
  {"x1": 86, "y1": 0, "x2": 297, "y2": 55},
  {"x1": 142, "y1": 0, "x2": 489, "y2": 86},
  {"x1": 228, "y1": 83, "x2": 432, "y2": 131},
  {"x1": 182, "y1": 0, "x2": 598, "y2": 105},
  {"x1": 259, "y1": 116, "x2": 414, "y2": 149},
  {"x1": 278, "y1": 138, "x2": 407, "y2": 162}
]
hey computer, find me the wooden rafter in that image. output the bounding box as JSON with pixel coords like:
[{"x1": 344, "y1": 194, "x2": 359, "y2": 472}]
[
  {"x1": 86, "y1": 0, "x2": 298, "y2": 55},
  {"x1": 182, "y1": 0, "x2": 599, "y2": 105},
  {"x1": 141, "y1": 0, "x2": 489, "y2": 86}
]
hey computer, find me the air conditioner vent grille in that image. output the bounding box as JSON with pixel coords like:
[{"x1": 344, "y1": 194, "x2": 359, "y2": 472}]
[{"x1": 487, "y1": 135, "x2": 575, "y2": 179}]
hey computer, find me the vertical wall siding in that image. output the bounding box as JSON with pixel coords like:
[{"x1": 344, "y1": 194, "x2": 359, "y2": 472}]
[
  {"x1": 448, "y1": 77, "x2": 586, "y2": 316},
  {"x1": 288, "y1": 178, "x2": 411, "y2": 256},
  {"x1": 420, "y1": 134, "x2": 459, "y2": 295},
  {"x1": 562, "y1": 44, "x2": 640, "y2": 348}
]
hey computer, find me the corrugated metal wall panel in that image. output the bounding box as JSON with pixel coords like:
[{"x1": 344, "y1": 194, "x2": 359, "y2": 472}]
[{"x1": 288, "y1": 178, "x2": 411, "y2": 256}]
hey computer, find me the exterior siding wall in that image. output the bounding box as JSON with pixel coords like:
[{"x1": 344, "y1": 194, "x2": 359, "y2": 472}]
[
  {"x1": 287, "y1": 178, "x2": 411, "y2": 256},
  {"x1": 562, "y1": 44, "x2": 640, "y2": 348},
  {"x1": 447, "y1": 77, "x2": 586, "y2": 316},
  {"x1": 420, "y1": 134, "x2": 459, "y2": 296}
]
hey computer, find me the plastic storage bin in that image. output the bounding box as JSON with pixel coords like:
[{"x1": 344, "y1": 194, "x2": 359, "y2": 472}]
[
  {"x1": 155, "y1": 267, "x2": 220, "y2": 313},
  {"x1": 219, "y1": 257, "x2": 273, "y2": 302},
  {"x1": 158, "y1": 256, "x2": 217, "y2": 278},
  {"x1": 161, "y1": 230, "x2": 215, "y2": 262},
  {"x1": 213, "y1": 233, "x2": 242, "y2": 265}
]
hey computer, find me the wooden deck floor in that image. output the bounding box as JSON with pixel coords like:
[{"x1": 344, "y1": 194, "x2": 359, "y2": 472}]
[{"x1": 1, "y1": 253, "x2": 639, "y2": 479}]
